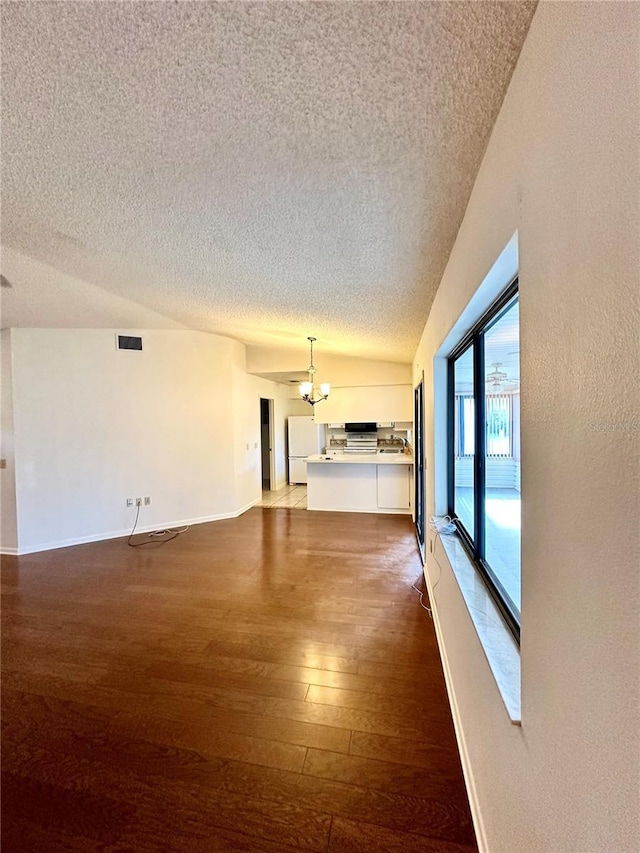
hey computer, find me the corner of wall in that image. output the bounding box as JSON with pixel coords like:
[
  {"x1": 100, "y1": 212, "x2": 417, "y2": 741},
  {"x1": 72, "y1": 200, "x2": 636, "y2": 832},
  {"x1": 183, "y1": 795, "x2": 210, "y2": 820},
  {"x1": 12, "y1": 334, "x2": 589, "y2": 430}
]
[{"x1": 1, "y1": 328, "x2": 18, "y2": 553}]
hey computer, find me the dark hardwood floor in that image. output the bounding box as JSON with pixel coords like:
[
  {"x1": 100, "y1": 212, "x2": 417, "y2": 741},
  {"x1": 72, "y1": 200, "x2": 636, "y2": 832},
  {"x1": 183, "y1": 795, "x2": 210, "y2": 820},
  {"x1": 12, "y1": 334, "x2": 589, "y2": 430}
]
[{"x1": 1, "y1": 508, "x2": 477, "y2": 852}]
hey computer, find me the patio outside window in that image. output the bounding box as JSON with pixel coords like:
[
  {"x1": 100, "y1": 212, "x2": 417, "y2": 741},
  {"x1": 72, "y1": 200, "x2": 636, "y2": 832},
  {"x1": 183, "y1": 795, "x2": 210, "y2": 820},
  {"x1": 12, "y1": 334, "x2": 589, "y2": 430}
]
[{"x1": 448, "y1": 281, "x2": 521, "y2": 640}]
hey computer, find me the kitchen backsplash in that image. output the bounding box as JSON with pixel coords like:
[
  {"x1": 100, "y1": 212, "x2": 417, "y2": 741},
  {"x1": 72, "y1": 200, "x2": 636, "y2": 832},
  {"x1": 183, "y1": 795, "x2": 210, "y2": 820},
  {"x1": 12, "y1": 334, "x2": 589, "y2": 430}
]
[
  {"x1": 327, "y1": 425, "x2": 410, "y2": 450},
  {"x1": 327, "y1": 437, "x2": 404, "y2": 447}
]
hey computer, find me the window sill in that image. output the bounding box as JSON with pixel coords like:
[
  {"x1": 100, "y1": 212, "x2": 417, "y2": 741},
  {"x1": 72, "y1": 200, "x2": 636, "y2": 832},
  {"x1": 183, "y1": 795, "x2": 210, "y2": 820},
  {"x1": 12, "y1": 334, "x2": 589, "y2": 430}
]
[{"x1": 437, "y1": 533, "x2": 521, "y2": 724}]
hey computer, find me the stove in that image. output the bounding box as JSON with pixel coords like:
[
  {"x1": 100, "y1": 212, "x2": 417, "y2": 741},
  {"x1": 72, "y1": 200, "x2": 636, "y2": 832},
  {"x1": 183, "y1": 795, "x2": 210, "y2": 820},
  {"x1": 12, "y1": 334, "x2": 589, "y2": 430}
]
[{"x1": 344, "y1": 433, "x2": 378, "y2": 454}]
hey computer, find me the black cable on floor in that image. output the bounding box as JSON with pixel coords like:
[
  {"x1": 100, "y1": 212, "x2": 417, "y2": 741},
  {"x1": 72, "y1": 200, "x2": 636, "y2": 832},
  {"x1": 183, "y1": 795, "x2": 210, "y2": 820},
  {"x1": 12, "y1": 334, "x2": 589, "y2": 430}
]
[{"x1": 127, "y1": 504, "x2": 186, "y2": 548}]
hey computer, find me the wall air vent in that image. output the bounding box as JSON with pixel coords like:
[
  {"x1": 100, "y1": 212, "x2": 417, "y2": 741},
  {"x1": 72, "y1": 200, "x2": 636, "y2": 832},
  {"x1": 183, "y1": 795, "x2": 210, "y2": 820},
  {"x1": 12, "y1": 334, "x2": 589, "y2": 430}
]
[{"x1": 117, "y1": 335, "x2": 143, "y2": 351}]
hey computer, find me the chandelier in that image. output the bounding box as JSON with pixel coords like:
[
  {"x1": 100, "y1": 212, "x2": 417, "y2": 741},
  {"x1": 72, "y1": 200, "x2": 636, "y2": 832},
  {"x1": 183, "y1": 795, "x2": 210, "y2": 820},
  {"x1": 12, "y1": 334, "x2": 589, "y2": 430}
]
[{"x1": 299, "y1": 336, "x2": 330, "y2": 406}]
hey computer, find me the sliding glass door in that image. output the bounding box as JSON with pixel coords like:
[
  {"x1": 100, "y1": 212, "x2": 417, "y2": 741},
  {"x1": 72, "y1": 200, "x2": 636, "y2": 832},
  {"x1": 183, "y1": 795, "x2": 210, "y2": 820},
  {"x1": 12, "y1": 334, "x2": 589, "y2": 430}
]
[{"x1": 414, "y1": 377, "x2": 425, "y2": 556}]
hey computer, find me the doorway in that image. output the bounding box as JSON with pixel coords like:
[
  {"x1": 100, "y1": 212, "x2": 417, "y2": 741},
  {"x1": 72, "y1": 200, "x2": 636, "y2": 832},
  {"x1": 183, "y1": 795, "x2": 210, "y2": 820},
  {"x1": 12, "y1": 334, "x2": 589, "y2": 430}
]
[
  {"x1": 414, "y1": 376, "x2": 425, "y2": 559},
  {"x1": 260, "y1": 398, "x2": 275, "y2": 491}
]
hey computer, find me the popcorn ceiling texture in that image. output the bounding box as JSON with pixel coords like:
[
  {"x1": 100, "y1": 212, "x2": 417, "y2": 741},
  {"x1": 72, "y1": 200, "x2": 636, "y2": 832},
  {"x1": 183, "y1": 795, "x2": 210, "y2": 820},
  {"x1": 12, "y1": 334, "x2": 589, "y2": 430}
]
[{"x1": 1, "y1": 1, "x2": 536, "y2": 361}]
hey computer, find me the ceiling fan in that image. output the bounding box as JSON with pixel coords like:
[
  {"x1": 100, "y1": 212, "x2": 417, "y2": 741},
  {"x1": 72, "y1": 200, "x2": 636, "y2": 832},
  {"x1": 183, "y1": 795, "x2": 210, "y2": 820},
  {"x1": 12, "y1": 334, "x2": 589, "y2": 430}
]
[{"x1": 486, "y1": 363, "x2": 519, "y2": 392}]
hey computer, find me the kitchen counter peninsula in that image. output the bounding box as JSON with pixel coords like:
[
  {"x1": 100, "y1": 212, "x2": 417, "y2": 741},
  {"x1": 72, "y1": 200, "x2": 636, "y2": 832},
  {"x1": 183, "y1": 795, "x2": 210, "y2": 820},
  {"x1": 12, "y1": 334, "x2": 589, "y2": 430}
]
[{"x1": 306, "y1": 453, "x2": 413, "y2": 513}]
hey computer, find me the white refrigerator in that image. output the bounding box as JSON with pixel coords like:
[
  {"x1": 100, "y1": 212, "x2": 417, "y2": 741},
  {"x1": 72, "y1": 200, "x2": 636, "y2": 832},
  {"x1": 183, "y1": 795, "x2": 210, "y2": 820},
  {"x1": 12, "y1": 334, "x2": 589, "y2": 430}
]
[{"x1": 288, "y1": 416, "x2": 324, "y2": 484}]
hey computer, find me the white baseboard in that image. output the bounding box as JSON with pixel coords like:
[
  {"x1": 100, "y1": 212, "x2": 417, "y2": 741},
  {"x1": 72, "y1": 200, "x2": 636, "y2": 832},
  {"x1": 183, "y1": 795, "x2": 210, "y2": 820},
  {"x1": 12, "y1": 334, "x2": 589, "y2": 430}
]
[
  {"x1": 0, "y1": 501, "x2": 258, "y2": 556},
  {"x1": 236, "y1": 499, "x2": 261, "y2": 516},
  {"x1": 423, "y1": 562, "x2": 488, "y2": 853}
]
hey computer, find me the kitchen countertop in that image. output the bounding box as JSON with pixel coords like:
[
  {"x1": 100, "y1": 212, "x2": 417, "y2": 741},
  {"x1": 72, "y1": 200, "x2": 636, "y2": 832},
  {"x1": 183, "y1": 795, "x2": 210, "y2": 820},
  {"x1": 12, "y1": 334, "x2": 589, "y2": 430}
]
[{"x1": 306, "y1": 453, "x2": 412, "y2": 465}]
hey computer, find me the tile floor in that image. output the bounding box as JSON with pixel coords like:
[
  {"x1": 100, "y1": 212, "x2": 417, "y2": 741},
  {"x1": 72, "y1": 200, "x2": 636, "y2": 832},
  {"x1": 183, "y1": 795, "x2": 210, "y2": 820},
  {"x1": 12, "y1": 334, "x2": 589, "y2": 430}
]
[{"x1": 259, "y1": 484, "x2": 307, "y2": 509}]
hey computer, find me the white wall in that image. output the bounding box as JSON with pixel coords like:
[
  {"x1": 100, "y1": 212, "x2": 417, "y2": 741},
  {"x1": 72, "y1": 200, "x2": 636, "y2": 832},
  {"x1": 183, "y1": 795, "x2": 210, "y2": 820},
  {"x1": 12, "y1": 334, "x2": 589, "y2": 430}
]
[
  {"x1": 248, "y1": 344, "x2": 413, "y2": 425},
  {"x1": 1, "y1": 330, "x2": 18, "y2": 552},
  {"x1": 7, "y1": 328, "x2": 285, "y2": 553},
  {"x1": 271, "y1": 391, "x2": 290, "y2": 488},
  {"x1": 286, "y1": 397, "x2": 317, "y2": 418},
  {"x1": 231, "y1": 340, "x2": 290, "y2": 502},
  {"x1": 246, "y1": 345, "x2": 411, "y2": 386},
  {"x1": 414, "y1": 4, "x2": 639, "y2": 852}
]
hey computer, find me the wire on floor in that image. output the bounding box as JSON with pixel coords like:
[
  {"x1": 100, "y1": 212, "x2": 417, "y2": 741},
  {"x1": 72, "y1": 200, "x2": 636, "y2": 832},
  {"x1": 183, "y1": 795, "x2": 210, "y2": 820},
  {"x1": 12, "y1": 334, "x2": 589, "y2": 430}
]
[
  {"x1": 127, "y1": 504, "x2": 190, "y2": 548},
  {"x1": 428, "y1": 516, "x2": 455, "y2": 597},
  {"x1": 412, "y1": 574, "x2": 432, "y2": 617},
  {"x1": 413, "y1": 517, "x2": 456, "y2": 617}
]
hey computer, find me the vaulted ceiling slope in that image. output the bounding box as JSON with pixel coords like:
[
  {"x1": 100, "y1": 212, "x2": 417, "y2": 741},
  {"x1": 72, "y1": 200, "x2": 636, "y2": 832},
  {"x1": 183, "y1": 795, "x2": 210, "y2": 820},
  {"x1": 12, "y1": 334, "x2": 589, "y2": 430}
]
[{"x1": 1, "y1": 1, "x2": 536, "y2": 362}]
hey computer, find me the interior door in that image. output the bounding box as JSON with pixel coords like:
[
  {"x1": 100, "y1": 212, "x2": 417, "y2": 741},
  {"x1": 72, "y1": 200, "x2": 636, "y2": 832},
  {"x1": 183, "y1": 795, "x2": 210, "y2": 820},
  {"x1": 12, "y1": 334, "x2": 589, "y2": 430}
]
[
  {"x1": 260, "y1": 399, "x2": 271, "y2": 489},
  {"x1": 414, "y1": 377, "x2": 425, "y2": 557}
]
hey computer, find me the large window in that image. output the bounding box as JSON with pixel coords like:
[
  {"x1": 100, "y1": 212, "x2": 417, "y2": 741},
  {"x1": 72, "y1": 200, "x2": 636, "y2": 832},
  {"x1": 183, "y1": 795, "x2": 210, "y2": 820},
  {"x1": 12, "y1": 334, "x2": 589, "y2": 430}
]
[{"x1": 448, "y1": 280, "x2": 521, "y2": 641}]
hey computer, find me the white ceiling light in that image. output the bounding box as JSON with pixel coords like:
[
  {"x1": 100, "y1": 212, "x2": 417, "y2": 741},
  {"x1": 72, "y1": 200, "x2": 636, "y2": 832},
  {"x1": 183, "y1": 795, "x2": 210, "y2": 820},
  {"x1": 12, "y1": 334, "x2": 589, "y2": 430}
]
[
  {"x1": 486, "y1": 362, "x2": 520, "y2": 392},
  {"x1": 299, "y1": 337, "x2": 330, "y2": 407},
  {"x1": 486, "y1": 363, "x2": 508, "y2": 392}
]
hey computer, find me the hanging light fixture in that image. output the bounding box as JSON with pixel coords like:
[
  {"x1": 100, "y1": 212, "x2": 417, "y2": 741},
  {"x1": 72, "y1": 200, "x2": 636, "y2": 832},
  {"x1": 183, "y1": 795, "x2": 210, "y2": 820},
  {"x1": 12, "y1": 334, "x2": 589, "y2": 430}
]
[
  {"x1": 299, "y1": 336, "x2": 330, "y2": 406},
  {"x1": 486, "y1": 362, "x2": 508, "y2": 392}
]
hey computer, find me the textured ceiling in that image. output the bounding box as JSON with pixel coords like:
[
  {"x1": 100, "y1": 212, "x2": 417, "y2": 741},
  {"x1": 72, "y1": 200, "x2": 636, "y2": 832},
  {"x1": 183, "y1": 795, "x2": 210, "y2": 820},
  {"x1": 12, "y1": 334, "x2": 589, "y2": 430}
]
[{"x1": 1, "y1": 1, "x2": 536, "y2": 362}]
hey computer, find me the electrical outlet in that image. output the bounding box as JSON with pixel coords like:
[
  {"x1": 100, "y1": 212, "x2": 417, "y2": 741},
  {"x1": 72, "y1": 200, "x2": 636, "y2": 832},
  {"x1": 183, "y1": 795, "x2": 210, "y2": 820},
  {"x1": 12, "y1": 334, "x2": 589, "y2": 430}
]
[
  {"x1": 126, "y1": 498, "x2": 134, "y2": 507},
  {"x1": 144, "y1": 496, "x2": 151, "y2": 505},
  {"x1": 135, "y1": 498, "x2": 142, "y2": 507}
]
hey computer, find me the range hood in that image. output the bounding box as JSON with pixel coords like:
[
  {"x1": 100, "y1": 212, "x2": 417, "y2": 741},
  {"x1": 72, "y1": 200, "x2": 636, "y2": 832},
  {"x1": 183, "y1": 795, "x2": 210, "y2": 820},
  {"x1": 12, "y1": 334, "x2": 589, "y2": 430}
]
[{"x1": 345, "y1": 422, "x2": 377, "y2": 433}]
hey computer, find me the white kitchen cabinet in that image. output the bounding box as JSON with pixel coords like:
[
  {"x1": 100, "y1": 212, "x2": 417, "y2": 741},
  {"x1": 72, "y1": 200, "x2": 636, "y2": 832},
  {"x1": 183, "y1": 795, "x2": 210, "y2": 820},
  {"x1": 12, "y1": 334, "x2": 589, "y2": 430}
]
[
  {"x1": 307, "y1": 462, "x2": 378, "y2": 512},
  {"x1": 306, "y1": 457, "x2": 412, "y2": 514},
  {"x1": 377, "y1": 465, "x2": 411, "y2": 510},
  {"x1": 314, "y1": 385, "x2": 412, "y2": 424}
]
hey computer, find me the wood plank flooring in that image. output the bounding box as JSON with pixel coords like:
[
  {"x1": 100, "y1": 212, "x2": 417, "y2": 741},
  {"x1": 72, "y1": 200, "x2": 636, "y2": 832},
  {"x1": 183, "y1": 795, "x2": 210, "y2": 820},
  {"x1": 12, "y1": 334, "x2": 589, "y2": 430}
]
[{"x1": 1, "y1": 508, "x2": 477, "y2": 852}]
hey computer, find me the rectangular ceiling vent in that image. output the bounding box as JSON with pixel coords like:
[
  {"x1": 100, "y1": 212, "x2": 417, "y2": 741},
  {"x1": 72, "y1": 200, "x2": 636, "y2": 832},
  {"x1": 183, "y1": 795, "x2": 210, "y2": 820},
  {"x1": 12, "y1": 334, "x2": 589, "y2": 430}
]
[{"x1": 117, "y1": 334, "x2": 143, "y2": 351}]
